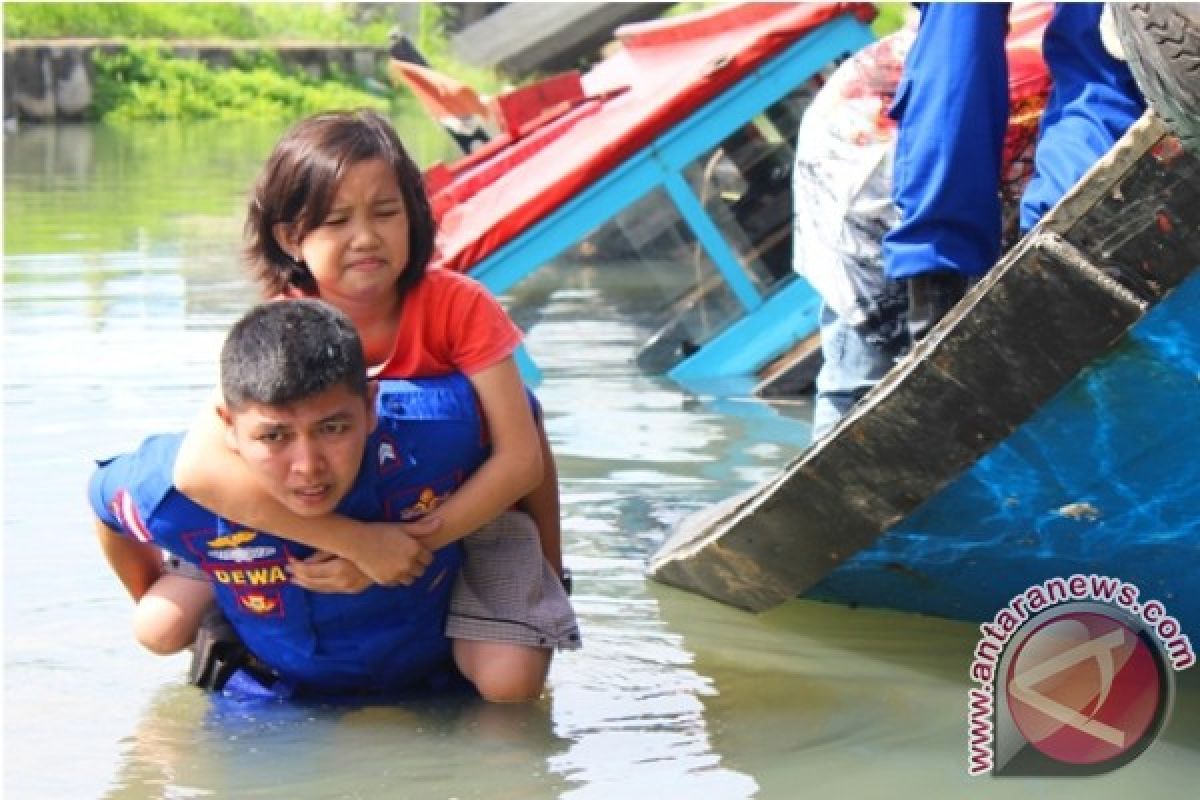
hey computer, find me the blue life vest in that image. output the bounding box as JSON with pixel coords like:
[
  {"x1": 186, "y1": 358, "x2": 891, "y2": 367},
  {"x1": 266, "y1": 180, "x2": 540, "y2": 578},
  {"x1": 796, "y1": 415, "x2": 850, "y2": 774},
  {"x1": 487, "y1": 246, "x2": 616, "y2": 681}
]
[{"x1": 90, "y1": 374, "x2": 490, "y2": 698}]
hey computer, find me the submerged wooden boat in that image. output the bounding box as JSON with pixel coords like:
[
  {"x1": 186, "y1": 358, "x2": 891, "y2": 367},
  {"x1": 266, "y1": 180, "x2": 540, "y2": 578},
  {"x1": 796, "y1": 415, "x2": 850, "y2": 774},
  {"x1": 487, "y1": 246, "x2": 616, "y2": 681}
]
[
  {"x1": 649, "y1": 112, "x2": 1200, "y2": 634},
  {"x1": 394, "y1": 2, "x2": 877, "y2": 386}
]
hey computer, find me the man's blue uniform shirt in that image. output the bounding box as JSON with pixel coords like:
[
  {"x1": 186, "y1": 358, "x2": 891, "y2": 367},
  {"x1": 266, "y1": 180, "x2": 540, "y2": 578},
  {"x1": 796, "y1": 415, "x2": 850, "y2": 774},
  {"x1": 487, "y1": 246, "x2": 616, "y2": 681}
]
[{"x1": 88, "y1": 376, "x2": 489, "y2": 696}]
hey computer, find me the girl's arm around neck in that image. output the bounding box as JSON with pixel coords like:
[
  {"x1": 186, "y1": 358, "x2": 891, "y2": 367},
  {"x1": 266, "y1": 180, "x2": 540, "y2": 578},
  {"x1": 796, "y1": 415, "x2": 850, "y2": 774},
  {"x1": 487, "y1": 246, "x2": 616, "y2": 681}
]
[{"x1": 417, "y1": 357, "x2": 544, "y2": 550}]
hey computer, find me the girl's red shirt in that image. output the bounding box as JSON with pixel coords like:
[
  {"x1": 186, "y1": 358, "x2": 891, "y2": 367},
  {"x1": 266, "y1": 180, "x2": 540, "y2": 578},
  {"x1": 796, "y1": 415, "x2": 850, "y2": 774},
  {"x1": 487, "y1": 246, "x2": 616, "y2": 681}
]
[
  {"x1": 374, "y1": 268, "x2": 522, "y2": 378},
  {"x1": 283, "y1": 267, "x2": 522, "y2": 379}
]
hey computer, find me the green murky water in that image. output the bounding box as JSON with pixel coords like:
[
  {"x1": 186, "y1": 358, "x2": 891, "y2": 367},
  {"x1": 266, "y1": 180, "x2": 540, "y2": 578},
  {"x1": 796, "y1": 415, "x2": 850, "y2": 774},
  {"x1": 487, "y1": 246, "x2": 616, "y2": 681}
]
[{"x1": 4, "y1": 119, "x2": 1198, "y2": 799}]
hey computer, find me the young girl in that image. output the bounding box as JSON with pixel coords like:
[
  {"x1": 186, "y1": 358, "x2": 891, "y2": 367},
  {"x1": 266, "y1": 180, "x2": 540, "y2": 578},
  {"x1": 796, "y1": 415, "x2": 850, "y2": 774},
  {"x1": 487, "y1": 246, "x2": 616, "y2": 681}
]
[{"x1": 157, "y1": 110, "x2": 578, "y2": 701}]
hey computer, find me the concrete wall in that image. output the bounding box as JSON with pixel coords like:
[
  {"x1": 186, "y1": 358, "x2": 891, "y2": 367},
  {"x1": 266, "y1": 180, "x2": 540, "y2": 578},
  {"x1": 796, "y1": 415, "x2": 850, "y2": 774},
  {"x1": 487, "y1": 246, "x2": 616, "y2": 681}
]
[{"x1": 3, "y1": 41, "x2": 389, "y2": 123}]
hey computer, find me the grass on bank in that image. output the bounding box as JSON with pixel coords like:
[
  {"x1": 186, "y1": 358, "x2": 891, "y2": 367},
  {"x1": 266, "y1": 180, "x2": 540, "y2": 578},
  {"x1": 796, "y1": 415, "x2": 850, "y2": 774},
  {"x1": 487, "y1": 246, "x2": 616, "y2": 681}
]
[
  {"x1": 8, "y1": 2, "x2": 504, "y2": 122},
  {"x1": 91, "y1": 45, "x2": 392, "y2": 122},
  {"x1": 2, "y1": 2, "x2": 394, "y2": 43}
]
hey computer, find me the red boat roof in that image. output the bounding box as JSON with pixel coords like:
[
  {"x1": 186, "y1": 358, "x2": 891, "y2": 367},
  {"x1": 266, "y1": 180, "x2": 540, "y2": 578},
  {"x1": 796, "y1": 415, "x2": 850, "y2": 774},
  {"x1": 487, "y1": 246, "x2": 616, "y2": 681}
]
[{"x1": 428, "y1": 2, "x2": 876, "y2": 275}]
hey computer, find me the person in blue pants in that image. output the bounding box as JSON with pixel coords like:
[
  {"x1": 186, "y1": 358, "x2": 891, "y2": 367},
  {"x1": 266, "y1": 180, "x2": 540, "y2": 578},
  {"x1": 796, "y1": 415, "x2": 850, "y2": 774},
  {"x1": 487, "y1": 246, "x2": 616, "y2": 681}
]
[
  {"x1": 794, "y1": 3, "x2": 1055, "y2": 439},
  {"x1": 884, "y1": 2, "x2": 1145, "y2": 342}
]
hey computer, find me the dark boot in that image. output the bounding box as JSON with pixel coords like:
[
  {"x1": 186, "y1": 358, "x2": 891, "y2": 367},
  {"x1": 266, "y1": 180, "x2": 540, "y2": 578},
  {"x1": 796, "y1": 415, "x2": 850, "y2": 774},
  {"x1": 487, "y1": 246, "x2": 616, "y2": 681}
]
[
  {"x1": 906, "y1": 271, "x2": 969, "y2": 343},
  {"x1": 188, "y1": 607, "x2": 276, "y2": 691}
]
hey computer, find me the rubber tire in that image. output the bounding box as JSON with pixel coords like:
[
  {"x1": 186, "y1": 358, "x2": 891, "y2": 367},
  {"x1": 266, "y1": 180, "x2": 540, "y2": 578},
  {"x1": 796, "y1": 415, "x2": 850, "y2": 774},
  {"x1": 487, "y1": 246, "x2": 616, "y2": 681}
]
[{"x1": 1111, "y1": 3, "x2": 1200, "y2": 155}]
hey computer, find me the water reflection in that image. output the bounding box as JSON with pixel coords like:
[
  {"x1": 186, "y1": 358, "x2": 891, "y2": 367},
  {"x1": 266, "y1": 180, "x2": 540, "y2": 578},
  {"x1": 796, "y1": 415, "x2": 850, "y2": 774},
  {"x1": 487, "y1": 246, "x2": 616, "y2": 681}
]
[
  {"x1": 519, "y1": 284, "x2": 771, "y2": 797},
  {"x1": 102, "y1": 684, "x2": 573, "y2": 800}
]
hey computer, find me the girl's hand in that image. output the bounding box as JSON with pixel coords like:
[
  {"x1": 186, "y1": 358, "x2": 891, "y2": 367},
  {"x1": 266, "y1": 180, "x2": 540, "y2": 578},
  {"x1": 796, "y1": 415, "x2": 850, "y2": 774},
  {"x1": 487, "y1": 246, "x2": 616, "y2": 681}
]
[
  {"x1": 287, "y1": 551, "x2": 374, "y2": 594},
  {"x1": 344, "y1": 517, "x2": 439, "y2": 585}
]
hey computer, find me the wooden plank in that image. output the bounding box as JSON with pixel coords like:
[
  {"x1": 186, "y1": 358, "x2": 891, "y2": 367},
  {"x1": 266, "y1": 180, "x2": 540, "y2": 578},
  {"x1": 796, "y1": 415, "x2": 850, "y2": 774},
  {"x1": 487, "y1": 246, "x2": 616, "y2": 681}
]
[
  {"x1": 1050, "y1": 134, "x2": 1200, "y2": 300},
  {"x1": 649, "y1": 112, "x2": 1200, "y2": 611}
]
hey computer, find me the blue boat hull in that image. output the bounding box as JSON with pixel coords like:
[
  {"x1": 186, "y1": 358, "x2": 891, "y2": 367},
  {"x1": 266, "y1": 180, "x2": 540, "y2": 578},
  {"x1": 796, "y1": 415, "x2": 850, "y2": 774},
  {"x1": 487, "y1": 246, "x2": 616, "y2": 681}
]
[
  {"x1": 649, "y1": 111, "x2": 1200, "y2": 627},
  {"x1": 811, "y1": 271, "x2": 1200, "y2": 633}
]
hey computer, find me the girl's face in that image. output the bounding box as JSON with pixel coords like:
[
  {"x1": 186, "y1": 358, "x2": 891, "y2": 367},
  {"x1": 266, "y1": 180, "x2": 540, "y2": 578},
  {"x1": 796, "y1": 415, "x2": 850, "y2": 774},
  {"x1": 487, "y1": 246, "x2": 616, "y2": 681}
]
[{"x1": 277, "y1": 157, "x2": 411, "y2": 306}]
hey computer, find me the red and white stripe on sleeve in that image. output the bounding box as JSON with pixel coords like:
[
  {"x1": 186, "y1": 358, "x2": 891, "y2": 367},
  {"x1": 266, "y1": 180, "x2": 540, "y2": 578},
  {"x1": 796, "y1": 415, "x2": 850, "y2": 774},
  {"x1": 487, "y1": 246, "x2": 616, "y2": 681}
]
[{"x1": 110, "y1": 489, "x2": 153, "y2": 543}]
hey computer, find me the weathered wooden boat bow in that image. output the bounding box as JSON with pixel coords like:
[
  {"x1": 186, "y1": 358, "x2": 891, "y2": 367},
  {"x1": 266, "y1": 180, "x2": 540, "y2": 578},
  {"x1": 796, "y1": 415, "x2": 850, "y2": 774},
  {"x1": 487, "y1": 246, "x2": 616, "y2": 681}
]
[{"x1": 649, "y1": 111, "x2": 1200, "y2": 614}]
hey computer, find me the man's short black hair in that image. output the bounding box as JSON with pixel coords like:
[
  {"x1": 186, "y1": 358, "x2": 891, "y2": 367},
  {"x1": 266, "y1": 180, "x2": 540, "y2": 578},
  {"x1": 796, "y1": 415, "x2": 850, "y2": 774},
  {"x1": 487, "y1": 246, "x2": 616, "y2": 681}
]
[{"x1": 220, "y1": 299, "x2": 367, "y2": 410}]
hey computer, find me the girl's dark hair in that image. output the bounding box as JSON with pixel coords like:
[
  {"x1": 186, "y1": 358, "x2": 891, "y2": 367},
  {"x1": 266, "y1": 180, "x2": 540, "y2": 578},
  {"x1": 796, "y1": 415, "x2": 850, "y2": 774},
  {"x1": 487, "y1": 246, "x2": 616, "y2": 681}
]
[{"x1": 244, "y1": 109, "x2": 435, "y2": 298}]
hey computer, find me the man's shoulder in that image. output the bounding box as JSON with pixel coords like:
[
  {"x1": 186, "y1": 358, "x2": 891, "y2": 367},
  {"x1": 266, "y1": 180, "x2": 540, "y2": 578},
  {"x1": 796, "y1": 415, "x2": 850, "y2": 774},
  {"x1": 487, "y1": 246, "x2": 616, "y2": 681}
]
[
  {"x1": 92, "y1": 432, "x2": 184, "y2": 487},
  {"x1": 89, "y1": 432, "x2": 211, "y2": 531}
]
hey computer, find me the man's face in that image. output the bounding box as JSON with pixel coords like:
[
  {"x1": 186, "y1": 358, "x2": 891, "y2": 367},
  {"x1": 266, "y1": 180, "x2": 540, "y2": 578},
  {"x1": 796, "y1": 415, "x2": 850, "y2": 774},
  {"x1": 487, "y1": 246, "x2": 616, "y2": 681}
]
[{"x1": 219, "y1": 383, "x2": 376, "y2": 518}]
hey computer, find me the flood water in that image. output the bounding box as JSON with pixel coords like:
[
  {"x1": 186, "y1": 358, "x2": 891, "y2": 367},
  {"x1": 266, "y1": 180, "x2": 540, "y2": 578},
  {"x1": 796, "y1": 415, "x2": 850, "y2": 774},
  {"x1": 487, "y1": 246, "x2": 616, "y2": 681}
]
[{"x1": 5, "y1": 120, "x2": 1199, "y2": 799}]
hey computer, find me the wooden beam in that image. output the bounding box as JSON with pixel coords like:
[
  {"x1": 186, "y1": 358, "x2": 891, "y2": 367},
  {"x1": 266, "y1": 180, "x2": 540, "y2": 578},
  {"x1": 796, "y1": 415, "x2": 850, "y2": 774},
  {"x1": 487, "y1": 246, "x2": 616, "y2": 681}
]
[{"x1": 451, "y1": 3, "x2": 664, "y2": 75}]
